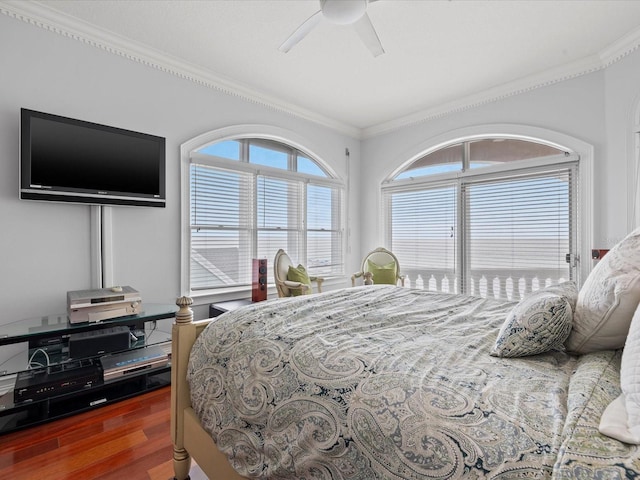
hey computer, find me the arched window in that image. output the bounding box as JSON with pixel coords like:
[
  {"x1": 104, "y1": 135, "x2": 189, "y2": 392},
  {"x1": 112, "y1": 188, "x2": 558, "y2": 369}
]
[
  {"x1": 382, "y1": 135, "x2": 579, "y2": 300},
  {"x1": 183, "y1": 133, "x2": 344, "y2": 294}
]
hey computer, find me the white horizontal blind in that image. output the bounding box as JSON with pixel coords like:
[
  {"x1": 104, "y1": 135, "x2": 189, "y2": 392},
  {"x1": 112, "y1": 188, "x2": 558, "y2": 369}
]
[
  {"x1": 189, "y1": 136, "x2": 345, "y2": 292},
  {"x1": 463, "y1": 167, "x2": 576, "y2": 300},
  {"x1": 384, "y1": 163, "x2": 577, "y2": 299},
  {"x1": 190, "y1": 163, "x2": 253, "y2": 289},
  {"x1": 307, "y1": 184, "x2": 343, "y2": 276},
  {"x1": 385, "y1": 183, "x2": 458, "y2": 291},
  {"x1": 190, "y1": 164, "x2": 344, "y2": 290},
  {"x1": 256, "y1": 175, "x2": 301, "y2": 270}
]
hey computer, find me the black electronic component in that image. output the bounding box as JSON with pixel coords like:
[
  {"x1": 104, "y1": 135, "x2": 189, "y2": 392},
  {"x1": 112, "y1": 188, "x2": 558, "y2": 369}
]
[
  {"x1": 14, "y1": 358, "x2": 101, "y2": 404},
  {"x1": 67, "y1": 326, "x2": 131, "y2": 358}
]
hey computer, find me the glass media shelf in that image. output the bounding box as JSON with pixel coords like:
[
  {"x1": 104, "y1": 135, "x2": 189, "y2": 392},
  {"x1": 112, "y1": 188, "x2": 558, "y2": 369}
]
[{"x1": 0, "y1": 304, "x2": 177, "y2": 345}]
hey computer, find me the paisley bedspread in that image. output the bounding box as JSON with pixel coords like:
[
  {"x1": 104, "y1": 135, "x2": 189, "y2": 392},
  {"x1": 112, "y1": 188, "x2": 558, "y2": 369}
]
[{"x1": 187, "y1": 285, "x2": 640, "y2": 479}]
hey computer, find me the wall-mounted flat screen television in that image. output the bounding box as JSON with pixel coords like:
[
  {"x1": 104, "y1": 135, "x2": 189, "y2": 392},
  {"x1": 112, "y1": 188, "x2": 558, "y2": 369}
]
[{"x1": 20, "y1": 108, "x2": 166, "y2": 208}]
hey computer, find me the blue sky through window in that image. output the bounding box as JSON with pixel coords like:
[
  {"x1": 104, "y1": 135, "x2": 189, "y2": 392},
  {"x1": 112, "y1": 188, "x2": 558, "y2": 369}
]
[
  {"x1": 250, "y1": 145, "x2": 288, "y2": 169},
  {"x1": 298, "y1": 155, "x2": 327, "y2": 177},
  {"x1": 198, "y1": 140, "x2": 240, "y2": 160}
]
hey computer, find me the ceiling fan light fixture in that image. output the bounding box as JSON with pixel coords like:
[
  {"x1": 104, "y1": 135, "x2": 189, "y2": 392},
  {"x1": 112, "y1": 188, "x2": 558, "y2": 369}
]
[
  {"x1": 320, "y1": 0, "x2": 367, "y2": 25},
  {"x1": 279, "y1": 0, "x2": 383, "y2": 57}
]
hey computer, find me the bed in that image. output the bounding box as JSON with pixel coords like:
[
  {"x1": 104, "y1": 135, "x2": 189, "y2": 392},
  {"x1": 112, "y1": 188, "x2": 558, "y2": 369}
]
[
  {"x1": 170, "y1": 229, "x2": 640, "y2": 479},
  {"x1": 170, "y1": 288, "x2": 637, "y2": 479}
]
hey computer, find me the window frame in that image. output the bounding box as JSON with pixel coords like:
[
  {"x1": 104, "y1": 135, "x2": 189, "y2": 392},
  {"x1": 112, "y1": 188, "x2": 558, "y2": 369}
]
[
  {"x1": 181, "y1": 126, "x2": 345, "y2": 302},
  {"x1": 383, "y1": 156, "x2": 578, "y2": 298},
  {"x1": 381, "y1": 126, "x2": 594, "y2": 289}
]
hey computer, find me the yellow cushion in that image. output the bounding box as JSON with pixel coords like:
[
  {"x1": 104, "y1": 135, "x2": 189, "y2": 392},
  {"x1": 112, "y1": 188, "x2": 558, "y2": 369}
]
[
  {"x1": 367, "y1": 259, "x2": 397, "y2": 285},
  {"x1": 287, "y1": 264, "x2": 311, "y2": 295}
]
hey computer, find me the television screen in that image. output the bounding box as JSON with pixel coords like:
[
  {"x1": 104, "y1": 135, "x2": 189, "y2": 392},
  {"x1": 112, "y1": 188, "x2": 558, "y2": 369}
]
[{"x1": 20, "y1": 109, "x2": 166, "y2": 207}]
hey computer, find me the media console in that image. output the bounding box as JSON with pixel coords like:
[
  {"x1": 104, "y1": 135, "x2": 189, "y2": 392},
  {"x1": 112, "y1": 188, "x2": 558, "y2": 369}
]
[{"x1": 0, "y1": 304, "x2": 177, "y2": 435}]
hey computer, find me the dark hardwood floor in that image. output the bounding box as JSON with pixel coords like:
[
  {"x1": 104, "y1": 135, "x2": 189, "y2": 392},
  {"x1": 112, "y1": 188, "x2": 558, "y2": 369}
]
[{"x1": 0, "y1": 386, "x2": 175, "y2": 480}]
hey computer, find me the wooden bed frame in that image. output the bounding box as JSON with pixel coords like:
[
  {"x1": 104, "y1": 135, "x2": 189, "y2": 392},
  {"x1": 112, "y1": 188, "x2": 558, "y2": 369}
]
[{"x1": 170, "y1": 296, "x2": 247, "y2": 480}]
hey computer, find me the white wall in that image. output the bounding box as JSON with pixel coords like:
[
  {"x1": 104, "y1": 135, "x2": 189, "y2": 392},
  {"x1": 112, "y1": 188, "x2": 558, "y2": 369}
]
[
  {"x1": 2, "y1": 10, "x2": 640, "y2": 326},
  {"x1": 0, "y1": 14, "x2": 360, "y2": 323},
  {"x1": 604, "y1": 49, "x2": 640, "y2": 241},
  {"x1": 360, "y1": 49, "x2": 640, "y2": 262}
]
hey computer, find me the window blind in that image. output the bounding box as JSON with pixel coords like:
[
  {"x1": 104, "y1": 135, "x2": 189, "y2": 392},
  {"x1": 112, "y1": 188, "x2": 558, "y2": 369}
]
[
  {"x1": 386, "y1": 183, "x2": 458, "y2": 291},
  {"x1": 256, "y1": 175, "x2": 301, "y2": 268},
  {"x1": 384, "y1": 163, "x2": 577, "y2": 300},
  {"x1": 190, "y1": 163, "x2": 253, "y2": 289},
  {"x1": 190, "y1": 159, "x2": 344, "y2": 291},
  {"x1": 463, "y1": 167, "x2": 576, "y2": 300},
  {"x1": 307, "y1": 184, "x2": 343, "y2": 276}
]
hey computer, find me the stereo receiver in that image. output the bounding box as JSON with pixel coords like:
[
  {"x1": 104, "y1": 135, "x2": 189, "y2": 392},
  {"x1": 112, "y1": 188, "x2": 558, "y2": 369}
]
[{"x1": 67, "y1": 286, "x2": 142, "y2": 324}]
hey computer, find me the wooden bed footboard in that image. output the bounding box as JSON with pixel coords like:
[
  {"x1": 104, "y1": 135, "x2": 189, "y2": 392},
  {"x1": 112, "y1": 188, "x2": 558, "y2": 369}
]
[
  {"x1": 170, "y1": 296, "x2": 247, "y2": 480},
  {"x1": 171, "y1": 296, "x2": 197, "y2": 480}
]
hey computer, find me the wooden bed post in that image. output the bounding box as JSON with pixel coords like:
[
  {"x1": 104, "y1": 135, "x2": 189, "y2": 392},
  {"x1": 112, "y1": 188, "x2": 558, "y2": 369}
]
[{"x1": 171, "y1": 296, "x2": 195, "y2": 480}]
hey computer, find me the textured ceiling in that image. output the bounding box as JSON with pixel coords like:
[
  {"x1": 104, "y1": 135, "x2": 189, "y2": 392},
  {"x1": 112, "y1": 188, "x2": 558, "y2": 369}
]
[{"x1": 19, "y1": 0, "x2": 640, "y2": 134}]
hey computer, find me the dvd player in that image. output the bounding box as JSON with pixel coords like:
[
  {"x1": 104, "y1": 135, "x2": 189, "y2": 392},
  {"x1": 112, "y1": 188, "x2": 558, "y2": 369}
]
[{"x1": 100, "y1": 344, "x2": 169, "y2": 382}]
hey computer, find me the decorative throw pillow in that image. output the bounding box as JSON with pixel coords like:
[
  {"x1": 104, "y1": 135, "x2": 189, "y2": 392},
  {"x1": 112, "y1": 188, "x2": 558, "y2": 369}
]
[
  {"x1": 490, "y1": 286, "x2": 573, "y2": 358},
  {"x1": 287, "y1": 264, "x2": 311, "y2": 296},
  {"x1": 367, "y1": 259, "x2": 397, "y2": 285},
  {"x1": 599, "y1": 304, "x2": 640, "y2": 444},
  {"x1": 542, "y1": 281, "x2": 579, "y2": 313},
  {"x1": 566, "y1": 227, "x2": 640, "y2": 354}
]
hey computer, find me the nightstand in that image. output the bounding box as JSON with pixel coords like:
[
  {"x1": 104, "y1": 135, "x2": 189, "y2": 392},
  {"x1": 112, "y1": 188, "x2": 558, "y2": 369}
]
[{"x1": 209, "y1": 299, "x2": 253, "y2": 318}]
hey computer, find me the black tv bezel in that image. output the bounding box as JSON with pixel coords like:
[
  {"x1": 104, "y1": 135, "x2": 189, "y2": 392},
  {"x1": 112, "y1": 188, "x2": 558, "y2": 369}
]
[{"x1": 20, "y1": 109, "x2": 166, "y2": 208}]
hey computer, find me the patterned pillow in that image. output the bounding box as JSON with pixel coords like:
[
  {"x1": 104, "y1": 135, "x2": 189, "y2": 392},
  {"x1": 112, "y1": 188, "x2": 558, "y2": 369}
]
[
  {"x1": 566, "y1": 227, "x2": 640, "y2": 354},
  {"x1": 542, "y1": 280, "x2": 579, "y2": 313},
  {"x1": 490, "y1": 285, "x2": 574, "y2": 358}
]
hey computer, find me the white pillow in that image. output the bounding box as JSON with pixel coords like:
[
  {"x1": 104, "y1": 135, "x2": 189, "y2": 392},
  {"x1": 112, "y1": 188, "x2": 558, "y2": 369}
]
[
  {"x1": 490, "y1": 283, "x2": 575, "y2": 358},
  {"x1": 567, "y1": 227, "x2": 640, "y2": 354},
  {"x1": 599, "y1": 304, "x2": 640, "y2": 444},
  {"x1": 599, "y1": 394, "x2": 639, "y2": 444}
]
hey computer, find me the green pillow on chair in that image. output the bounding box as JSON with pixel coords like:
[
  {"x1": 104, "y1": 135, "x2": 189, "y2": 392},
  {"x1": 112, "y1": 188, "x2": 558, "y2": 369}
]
[
  {"x1": 287, "y1": 264, "x2": 312, "y2": 295},
  {"x1": 367, "y1": 259, "x2": 397, "y2": 285}
]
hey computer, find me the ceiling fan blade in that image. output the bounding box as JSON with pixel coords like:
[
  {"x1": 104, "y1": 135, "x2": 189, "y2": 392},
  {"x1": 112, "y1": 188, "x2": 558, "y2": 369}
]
[
  {"x1": 279, "y1": 10, "x2": 323, "y2": 53},
  {"x1": 353, "y1": 12, "x2": 384, "y2": 57}
]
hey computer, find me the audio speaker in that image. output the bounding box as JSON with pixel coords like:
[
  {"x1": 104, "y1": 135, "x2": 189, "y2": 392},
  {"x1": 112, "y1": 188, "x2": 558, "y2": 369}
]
[
  {"x1": 68, "y1": 326, "x2": 131, "y2": 358},
  {"x1": 252, "y1": 258, "x2": 268, "y2": 302},
  {"x1": 591, "y1": 249, "x2": 610, "y2": 260}
]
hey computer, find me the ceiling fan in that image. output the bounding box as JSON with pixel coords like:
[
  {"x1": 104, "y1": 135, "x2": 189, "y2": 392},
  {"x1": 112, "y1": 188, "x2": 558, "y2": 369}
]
[{"x1": 279, "y1": 0, "x2": 385, "y2": 57}]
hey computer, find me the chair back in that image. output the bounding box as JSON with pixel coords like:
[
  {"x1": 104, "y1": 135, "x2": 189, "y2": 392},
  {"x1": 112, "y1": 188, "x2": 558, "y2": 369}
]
[
  {"x1": 274, "y1": 248, "x2": 294, "y2": 297},
  {"x1": 361, "y1": 247, "x2": 401, "y2": 285}
]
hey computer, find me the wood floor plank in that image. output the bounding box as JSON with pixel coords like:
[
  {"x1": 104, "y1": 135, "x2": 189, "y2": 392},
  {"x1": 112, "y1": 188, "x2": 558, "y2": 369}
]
[
  {"x1": 148, "y1": 459, "x2": 176, "y2": 480},
  {"x1": 60, "y1": 432, "x2": 171, "y2": 479},
  {"x1": 0, "y1": 386, "x2": 174, "y2": 479},
  {"x1": 78, "y1": 439, "x2": 174, "y2": 480},
  {"x1": 0, "y1": 437, "x2": 59, "y2": 469},
  {"x1": 8, "y1": 431, "x2": 148, "y2": 480}
]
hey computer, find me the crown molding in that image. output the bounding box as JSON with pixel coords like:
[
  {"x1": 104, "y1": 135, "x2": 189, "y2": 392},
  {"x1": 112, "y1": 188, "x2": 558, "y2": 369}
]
[
  {"x1": 361, "y1": 26, "x2": 640, "y2": 139},
  {"x1": 0, "y1": 0, "x2": 361, "y2": 139},
  {"x1": 2, "y1": 0, "x2": 640, "y2": 141},
  {"x1": 599, "y1": 24, "x2": 640, "y2": 67}
]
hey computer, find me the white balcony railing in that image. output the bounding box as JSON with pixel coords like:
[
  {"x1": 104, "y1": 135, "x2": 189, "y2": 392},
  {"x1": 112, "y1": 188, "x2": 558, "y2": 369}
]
[{"x1": 402, "y1": 268, "x2": 569, "y2": 301}]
